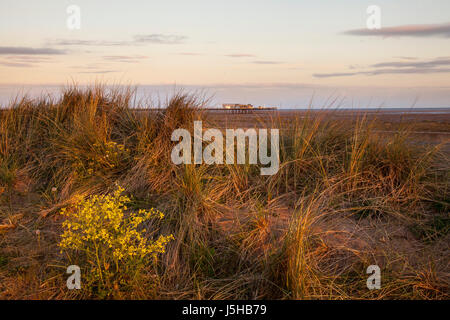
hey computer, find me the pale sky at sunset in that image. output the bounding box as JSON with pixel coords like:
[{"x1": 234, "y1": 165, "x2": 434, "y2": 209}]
[{"x1": 1, "y1": 0, "x2": 449, "y2": 108}]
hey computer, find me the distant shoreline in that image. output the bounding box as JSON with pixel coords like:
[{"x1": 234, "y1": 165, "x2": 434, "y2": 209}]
[{"x1": 1, "y1": 84, "x2": 449, "y2": 109}]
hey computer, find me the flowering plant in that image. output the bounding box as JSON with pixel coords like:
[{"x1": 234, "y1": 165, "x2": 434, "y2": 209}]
[{"x1": 59, "y1": 186, "x2": 173, "y2": 296}]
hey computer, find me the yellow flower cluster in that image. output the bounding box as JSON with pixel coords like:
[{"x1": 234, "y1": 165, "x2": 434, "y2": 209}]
[{"x1": 59, "y1": 186, "x2": 173, "y2": 292}]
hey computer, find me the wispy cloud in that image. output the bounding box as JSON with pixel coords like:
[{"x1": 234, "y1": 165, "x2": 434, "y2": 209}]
[
  {"x1": 371, "y1": 57, "x2": 450, "y2": 69},
  {"x1": 0, "y1": 46, "x2": 66, "y2": 55},
  {"x1": 393, "y1": 56, "x2": 418, "y2": 61},
  {"x1": 0, "y1": 61, "x2": 33, "y2": 68},
  {"x1": 314, "y1": 68, "x2": 450, "y2": 78},
  {"x1": 102, "y1": 55, "x2": 148, "y2": 63},
  {"x1": 343, "y1": 22, "x2": 450, "y2": 38},
  {"x1": 8, "y1": 56, "x2": 53, "y2": 62},
  {"x1": 252, "y1": 60, "x2": 283, "y2": 65},
  {"x1": 49, "y1": 34, "x2": 187, "y2": 47},
  {"x1": 133, "y1": 34, "x2": 186, "y2": 44},
  {"x1": 70, "y1": 64, "x2": 104, "y2": 70},
  {"x1": 348, "y1": 64, "x2": 363, "y2": 70},
  {"x1": 0, "y1": 54, "x2": 58, "y2": 68},
  {"x1": 314, "y1": 57, "x2": 450, "y2": 78},
  {"x1": 314, "y1": 72, "x2": 357, "y2": 78},
  {"x1": 49, "y1": 39, "x2": 125, "y2": 46},
  {"x1": 68, "y1": 63, "x2": 120, "y2": 74},
  {"x1": 225, "y1": 53, "x2": 256, "y2": 58}
]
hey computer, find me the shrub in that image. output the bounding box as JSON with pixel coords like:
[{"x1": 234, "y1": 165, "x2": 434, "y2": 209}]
[
  {"x1": 72, "y1": 141, "x2": 130, "y2": 180},
  {"x1": 59, "y1": 186, "x2": 173, "y2": 297}
]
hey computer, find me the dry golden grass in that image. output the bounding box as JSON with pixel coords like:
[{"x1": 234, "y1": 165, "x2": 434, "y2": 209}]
[{"x1": 0, "y1": 85, "x2": 448, "y2": 299}]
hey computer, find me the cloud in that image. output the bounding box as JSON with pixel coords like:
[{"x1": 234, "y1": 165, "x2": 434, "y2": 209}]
[
  {"x1": 49, "y1": 34, "x2": 187, "y2": 47},
  {"x1": 102, "y1": 55, "x2": 148, "y2": 63},
  {"x1": 313, "y1": 57, "x2": 450, "y2": 78},
  {"x1": 70, "y1": 64, "x2": 103, "y2": 70},
  {"x1": 371, "y1": 57, "x2": 450, "y2": 69},
  {"x1": 0, "y1": 46, "x2": 66, "y2": 55},
  {"x1": 313, "y1": 68, "x2": 450, "y2": 78},
  {"x1": 367, "y1": 67, "x2": 450, "y2": 75},
  {"x1": 225, "y1": 53, "x2": 256, "y2": 58},
  {"x1": 50, "y1": 39, "x2": 125, "y2": 46},
  {"x1": 133, "y1": 34, "x2": 187, "y2": 44},
  {"x1": 314, "y1": 72, "x2": 359, "y2": 78},
  {"x1": 343, "y1": 22, "x2": 450, "y2": 38},
  {"x1": 393, "y1": 56, "x2": 418, "y2": 61},
  {"x1": 69, "y1": 63, "x2": 119, "y2": 74},
  {"x1": 252, "y1": 60, "x2": 283, "y2": 65},
  {"x1": 0, "y1": 54, "x2": 58, "y2": 68},
  {"x1": 7, "y1": 56, "x2": 53, "y2": 63},
  {"x1": 0, "y1": 61, "x2": 33, "y2": 68},
  {"x1": 348, "y1": 64, "x2": 363, "y2": 70}
]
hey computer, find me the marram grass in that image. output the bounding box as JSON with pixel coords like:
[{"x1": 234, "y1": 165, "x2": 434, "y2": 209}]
[{"x1": 0, "y1": 85, "x2": 448, "y2": 299}]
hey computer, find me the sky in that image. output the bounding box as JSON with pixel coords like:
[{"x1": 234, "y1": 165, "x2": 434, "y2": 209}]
[{"x1": 0, "y1": 0, "x2": 449, "y2": 108}]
